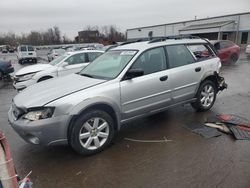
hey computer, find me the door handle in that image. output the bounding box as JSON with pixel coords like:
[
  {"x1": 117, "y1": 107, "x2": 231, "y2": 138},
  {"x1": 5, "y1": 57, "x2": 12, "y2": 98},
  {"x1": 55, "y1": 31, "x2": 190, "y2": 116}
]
[
  {"x1": 195, "y1": 67, "x2": 201, "y2": 72},
  {"x1": 159, "y1": 75, "x2": 168, "y2": 81}
]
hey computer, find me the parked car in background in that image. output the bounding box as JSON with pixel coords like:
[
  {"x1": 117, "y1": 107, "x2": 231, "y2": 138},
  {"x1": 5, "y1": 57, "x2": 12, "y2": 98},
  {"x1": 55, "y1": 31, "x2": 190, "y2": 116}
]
[
  {"x1": 0, "y1": 60, "x2": 14, "y2": 79},
  {"x1": 246, "y1": 45, "x2": 250, "y2": 58},
  {"x1": 17, "y1": 45, "x2": 37, "y2": 64},
  {"x1": 8, "y1": 47, "x2": 15, "y2": 53},
  {"x1": 2, "y1": 48, "x2": 8, "y2": 53},
  {"x1": 13, "y1": 50, "x2": 103, "y2": 91},
  {"x1": 210, "y1": 40, "x2": 240, "y2": 63},
  {"x1": 47, "y1": 48, "x2": 66, "y2": 62},
  {"x1": 8, "y1": 37, "x2": 227, "y2": 155},
  {"x1": 103, "y1": 44, "x2": 119, "y2": 52}
]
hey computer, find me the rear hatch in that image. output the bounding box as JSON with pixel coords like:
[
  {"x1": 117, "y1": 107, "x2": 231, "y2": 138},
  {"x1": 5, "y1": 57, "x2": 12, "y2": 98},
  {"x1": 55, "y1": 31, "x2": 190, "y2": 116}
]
[{"x1": 20, "y1": 46, "x2": 37, "y2": 58}]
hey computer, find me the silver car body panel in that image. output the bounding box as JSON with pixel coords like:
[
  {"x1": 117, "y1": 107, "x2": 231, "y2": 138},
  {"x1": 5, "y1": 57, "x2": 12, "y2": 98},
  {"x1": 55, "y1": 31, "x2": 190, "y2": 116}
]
[{"x1": 9, "y1": 39, "x2": 223, "y2": 146}]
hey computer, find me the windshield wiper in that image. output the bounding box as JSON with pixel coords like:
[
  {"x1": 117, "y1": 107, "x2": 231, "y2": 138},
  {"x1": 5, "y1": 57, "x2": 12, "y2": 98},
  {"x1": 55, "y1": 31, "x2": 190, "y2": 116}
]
[{"x1": 80, "y1": 73, "x2": 94, "y2": 78}]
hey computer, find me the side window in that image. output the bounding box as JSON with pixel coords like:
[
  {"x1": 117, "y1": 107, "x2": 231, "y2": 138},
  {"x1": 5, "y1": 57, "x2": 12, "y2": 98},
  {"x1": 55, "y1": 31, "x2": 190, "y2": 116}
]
[
  {"x1": 65, "y1": 53, "x2": 87, "y2": 65},
  {"x1": 131, "y1": 47, "x2": 167, "y2": 75},
  {"x1": 220, "y1": 41, "x2": 231, "y2": 49},
  {"x1": 188, "y1": 44, "x2": 214, "y2": 61},
  {"x1": 88, "y1": 52, "x2": 103, "y2": 62},
  {"x1": 214, "y1": 42, "x2": 220, "y2": 50},
  {"x1": 166, "y1": 45, "x2": 194, "y2": 68}
]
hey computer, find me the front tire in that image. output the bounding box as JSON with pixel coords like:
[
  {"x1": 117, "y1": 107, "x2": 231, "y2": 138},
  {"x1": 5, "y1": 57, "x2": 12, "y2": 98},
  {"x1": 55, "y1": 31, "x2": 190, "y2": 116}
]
[
  {"x1": 191, "y1": 80, "x2": 217, "y2": 111},
  {"x1": 69, "y1": 110, "x2": 115, "y2": 155}
]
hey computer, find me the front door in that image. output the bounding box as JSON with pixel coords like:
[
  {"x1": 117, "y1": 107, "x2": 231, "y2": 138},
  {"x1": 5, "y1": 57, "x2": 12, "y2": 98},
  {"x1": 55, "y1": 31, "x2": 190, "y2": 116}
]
[{"x1": 120, "y1": 47, "x2": 172, "y2": 120}]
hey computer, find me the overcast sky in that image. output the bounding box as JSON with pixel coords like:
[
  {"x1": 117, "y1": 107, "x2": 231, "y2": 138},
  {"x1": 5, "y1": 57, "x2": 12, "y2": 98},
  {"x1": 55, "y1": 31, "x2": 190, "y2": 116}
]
[{"x1": 0, "y1": 0, "x2": 250, "y2": 39}]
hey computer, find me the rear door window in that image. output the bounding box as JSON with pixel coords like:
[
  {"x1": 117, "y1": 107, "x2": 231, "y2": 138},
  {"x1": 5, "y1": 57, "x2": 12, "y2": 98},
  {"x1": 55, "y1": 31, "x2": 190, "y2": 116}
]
[
  {"x1": 166, "y1": 45, "x2": 195, "y2": 68},
  {"x1": 65, "y1": 53, "x2": 87, "y2": 65},
  {"x1": 88, "y1": 52, "x2": 103, "y2": 62}
]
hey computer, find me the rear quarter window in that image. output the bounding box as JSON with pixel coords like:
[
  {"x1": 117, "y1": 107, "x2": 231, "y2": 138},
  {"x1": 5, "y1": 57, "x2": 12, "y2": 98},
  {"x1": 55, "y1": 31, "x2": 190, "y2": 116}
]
[{"x1": 187, "y1": 44, "x2": 215, "y2": 61}]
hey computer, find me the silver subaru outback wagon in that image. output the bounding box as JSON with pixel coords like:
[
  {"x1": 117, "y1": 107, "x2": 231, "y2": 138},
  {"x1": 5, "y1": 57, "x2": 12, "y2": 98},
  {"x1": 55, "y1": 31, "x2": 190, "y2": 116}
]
[{"x1": 8, "y1": 37, "x2": 227, "y2": 155}]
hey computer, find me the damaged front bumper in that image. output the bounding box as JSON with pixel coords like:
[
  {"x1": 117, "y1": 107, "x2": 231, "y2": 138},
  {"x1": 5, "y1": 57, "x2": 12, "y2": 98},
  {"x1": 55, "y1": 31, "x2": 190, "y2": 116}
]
[{"x1": 216, "y1": 73, "x2": 227, "y2": 91}]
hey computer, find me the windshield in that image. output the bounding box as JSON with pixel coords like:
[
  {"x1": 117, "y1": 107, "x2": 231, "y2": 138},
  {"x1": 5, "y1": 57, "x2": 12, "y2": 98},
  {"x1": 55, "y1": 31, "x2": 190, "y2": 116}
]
[
  {"x1": 79, "y1": 50, "x2": 137, "y2": 80},
  {"x1": 49, "y1": 55, "x2": 67, "y2": 66}
]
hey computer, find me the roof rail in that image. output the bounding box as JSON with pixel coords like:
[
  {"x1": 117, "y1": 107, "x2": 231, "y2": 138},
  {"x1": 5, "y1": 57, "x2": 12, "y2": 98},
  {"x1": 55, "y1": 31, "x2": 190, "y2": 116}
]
[
  {"x1": 120, "y1": 39, "x2": 148, "y2": 46},
  {"x1": 148, "y1": 35, "x2": 200, "y2": 44}
]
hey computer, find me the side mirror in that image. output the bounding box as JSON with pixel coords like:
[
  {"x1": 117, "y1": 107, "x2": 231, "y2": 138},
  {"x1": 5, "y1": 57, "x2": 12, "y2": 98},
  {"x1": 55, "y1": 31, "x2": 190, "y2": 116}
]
[
  {"x1": 61, "y1": 62, "x2": 68, "y2": 67},
  {"x1": 125, "y1": 69, "x2": 144, "y2": 80}
]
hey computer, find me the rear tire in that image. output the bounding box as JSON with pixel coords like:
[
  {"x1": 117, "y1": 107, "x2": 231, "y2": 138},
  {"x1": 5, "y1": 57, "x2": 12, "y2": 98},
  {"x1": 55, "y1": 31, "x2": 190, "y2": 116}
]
[
  {"x1": 191, "y1": 80, "x2": 217, "y2": 111},
  {"x1": 230, "y1": 53, "x2": 238, "y2": 64},
  {"x1": 69, "y1": 110, "x2": 115, "y2": 155}
]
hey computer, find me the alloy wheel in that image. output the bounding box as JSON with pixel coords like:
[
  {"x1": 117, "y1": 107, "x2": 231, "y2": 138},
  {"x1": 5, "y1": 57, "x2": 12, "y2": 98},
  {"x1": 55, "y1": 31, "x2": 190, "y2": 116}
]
[
  {"x1": 200, "y1": 84, "x2": 215, "y2": 108},
  {"x1": 79, "y1": 117, "x2": 109, "y2": 150}
]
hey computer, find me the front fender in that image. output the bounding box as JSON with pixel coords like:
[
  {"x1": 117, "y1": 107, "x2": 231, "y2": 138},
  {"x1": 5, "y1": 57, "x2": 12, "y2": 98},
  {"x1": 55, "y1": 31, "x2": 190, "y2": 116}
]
[{"x1": 69, "y1": 97, "x2": 122, "y2": 129}]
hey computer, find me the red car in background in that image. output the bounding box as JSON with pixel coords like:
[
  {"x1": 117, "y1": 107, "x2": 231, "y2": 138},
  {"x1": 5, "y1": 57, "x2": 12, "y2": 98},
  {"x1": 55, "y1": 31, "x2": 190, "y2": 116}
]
[{"x1": 210, "y1": 40, "x2": 240, "y2": 63}]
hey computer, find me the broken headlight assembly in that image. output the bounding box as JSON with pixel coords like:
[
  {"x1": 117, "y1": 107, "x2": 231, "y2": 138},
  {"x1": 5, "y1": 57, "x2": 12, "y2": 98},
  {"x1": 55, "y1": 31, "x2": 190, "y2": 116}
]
[
  {"x1": 24, "y1": 107, "x2": 54, "y2": 121},
  {"x1": 18, "y1": 73, "x2": 37, "y2": 81}
]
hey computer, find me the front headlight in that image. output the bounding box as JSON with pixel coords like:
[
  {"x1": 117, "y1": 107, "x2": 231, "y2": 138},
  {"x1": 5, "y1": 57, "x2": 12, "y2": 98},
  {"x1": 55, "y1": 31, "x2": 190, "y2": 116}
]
[
  {"x1": 24, "y1": 107, "x2": 54, "y2": 121},
  {"x1": 18, "y1": 73, "x2": 36, "y2": 81}
]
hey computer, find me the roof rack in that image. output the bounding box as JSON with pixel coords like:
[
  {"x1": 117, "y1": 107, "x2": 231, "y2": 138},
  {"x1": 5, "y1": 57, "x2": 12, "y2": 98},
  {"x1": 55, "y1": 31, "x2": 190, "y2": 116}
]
[{"x1": 148, "y1": 35, "x2": 201, "y2": 44}]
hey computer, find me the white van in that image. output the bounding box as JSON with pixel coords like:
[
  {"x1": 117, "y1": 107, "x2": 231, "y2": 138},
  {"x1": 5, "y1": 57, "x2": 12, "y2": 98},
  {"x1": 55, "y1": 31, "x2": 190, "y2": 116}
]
[{"x1": 17, "y1": 45, "x2": 37, "y2": 64}]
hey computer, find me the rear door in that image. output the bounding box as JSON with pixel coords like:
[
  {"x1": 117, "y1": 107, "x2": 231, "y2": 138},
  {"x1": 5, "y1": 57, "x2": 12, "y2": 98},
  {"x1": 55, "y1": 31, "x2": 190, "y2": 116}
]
[
  {"x1": 120, "y1": 47, "x2": 172, "y2": 119},
  {"x1": 166, "y1": 44, "x2": 214, "y2": 103}
]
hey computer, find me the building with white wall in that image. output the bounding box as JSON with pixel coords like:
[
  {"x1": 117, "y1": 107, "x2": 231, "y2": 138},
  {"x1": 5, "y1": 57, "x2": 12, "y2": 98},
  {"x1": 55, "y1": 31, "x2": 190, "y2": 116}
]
[{"x1": 127, "y1": 12, "x2": 250, "y2": 48}]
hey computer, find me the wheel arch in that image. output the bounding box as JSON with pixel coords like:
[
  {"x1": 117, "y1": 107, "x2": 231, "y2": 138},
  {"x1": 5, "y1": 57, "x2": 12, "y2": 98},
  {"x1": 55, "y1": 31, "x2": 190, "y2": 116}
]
[
  {"x1": 67, "y1": 102, "x2": 121, "y2": 144},
  {"x1": 200, "y1": 71, "x2": 219, "y2": 89},
  {"x1": 37, "y1": 75, "x2": 53, "y2": 82}
]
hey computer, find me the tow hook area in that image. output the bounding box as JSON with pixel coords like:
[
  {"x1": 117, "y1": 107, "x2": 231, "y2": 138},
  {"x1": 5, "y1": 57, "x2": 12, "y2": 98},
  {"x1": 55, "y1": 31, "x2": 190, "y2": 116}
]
[{"x1": 215, "y1": 73, "x2": 227, "y2": 91}]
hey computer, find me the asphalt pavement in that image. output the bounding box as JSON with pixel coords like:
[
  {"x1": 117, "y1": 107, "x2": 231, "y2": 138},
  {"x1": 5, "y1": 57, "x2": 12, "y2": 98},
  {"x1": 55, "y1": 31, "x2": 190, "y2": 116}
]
[{"x1": 0, "y1": 52, "x2": 250, "y2": 188}]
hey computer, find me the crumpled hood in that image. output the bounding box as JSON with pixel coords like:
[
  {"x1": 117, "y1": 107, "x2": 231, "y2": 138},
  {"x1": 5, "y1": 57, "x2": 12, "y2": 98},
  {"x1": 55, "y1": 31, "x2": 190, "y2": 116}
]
[
  {"x1": 14, "y1": 74, "x2": 106, "y2": 108},
  {"x1": 15, "y1": 64, "x2": 53, "y2": 76}
]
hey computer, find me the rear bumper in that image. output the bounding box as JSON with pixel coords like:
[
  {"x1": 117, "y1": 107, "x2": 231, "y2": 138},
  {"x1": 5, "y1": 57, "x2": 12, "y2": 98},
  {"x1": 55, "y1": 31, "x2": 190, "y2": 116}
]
[{"x1": 216, "y1": 73, "x2": 227, "y2": 91}]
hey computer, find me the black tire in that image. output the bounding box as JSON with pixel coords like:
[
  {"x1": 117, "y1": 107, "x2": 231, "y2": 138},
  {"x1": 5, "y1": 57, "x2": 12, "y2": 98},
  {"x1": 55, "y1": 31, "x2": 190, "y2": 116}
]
[
  {"x1": 69, "y1": 110, "x2": 115, "y2": 155},
  {"x1": 37, "y1": 76, "x2": 52, "y2": 82},
  {"x1": 230, "y1": 53, "x2": 238, "y2": 64},
  {"x1": 191, "y1": 80, "x2": 217, "y2": 111},
  {"x1": 18, "y1": 59, "x2": 23, "y2": 64},
  {"x1": 33, "y1": 58, "x2": 37, "y2": 63},
  {"x1": 0, "y1": 71, "x2": 3, "y2": 80}
]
